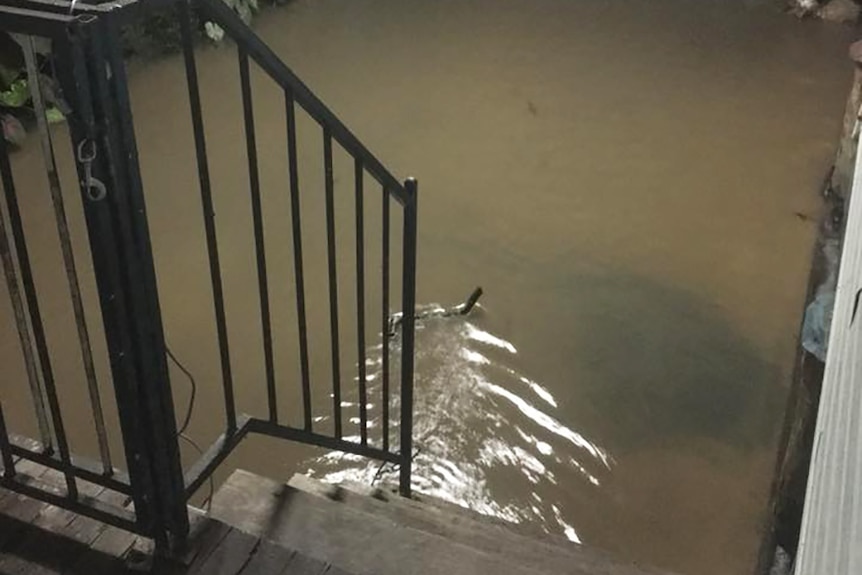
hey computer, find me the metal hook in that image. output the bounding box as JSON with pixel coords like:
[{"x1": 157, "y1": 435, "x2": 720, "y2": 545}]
[
  {"x1": 76, "y1": 138, "x2": 106, "y2": 201},
  {"x1": 85, "y1": 177, "x2": 107, "y2": 202},
  {"x1": 76, "y1": 139, "x2": 96, "y2": 163}
]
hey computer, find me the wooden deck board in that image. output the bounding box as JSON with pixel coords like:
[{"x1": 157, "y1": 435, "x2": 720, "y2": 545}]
[
  {"x1": 0, "y1": 462, "x2": 357, "y2": 575},
  {"x1": 234, "y1": 539, "x2": 296, "y2": 575},
  {"x1": 180, "y1": 516, "x2": 233, "y2": 567},
  {"x1": 67, "y1": 529, "x2": 139, "y2": 575},
  {"x1": 187, "y1": 528, "x2": 260, "y2": 575},
  {"x1": 279, "y1": 550, "x2": 330, "y2": 575}
]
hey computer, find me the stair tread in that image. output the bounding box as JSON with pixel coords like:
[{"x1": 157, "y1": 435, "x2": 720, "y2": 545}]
[
  {"x1": 289, "y1": 474, "x2": 673, "y2": 575},
  {"x1": 210, "y1": 470, "x2": 544, "y2": 575},
  {"x1": 341, "y1": 478, "x2": 579, "y2": 548},
  {"x1": 210, "y1": 470, "x2": 674, "y2": 575}
]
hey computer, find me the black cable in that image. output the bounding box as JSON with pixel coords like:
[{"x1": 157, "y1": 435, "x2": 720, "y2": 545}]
[
  {"x1": 166, "y1": 343, "x2": 212, "y2": 511},
  {"x1": 372, "y1": 460, "x2": 393, "y2": 485},
  {"x1": 372, "y1": 447, "x2": 423, "y2": 486},
  {"x1": 178, "y1": 432, "x2": 214, "y2": 512},
  {"x1": 166, "y1": 344, "x2": 196, "y2": 435}
]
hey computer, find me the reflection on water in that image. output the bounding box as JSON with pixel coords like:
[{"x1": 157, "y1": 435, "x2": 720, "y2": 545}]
[{"x1": 303, "y1": 306, "x2": 609, "y2": 542}]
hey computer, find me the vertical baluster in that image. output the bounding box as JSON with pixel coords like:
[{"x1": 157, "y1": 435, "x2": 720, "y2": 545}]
[
  {"x1": 24, "y1": 36, "x2": 113, "y2": 475},
  {"x1": 354, "y1": 158, "x2": 367, "y2": 445},
  {"x1": 0, "y1": 111, "x2": 75, "y2": 499},
  {"x1": 381, "y1": 186, "x2": 390, "y2": 452},
  {"x1": 239, "y1": 50, "x2": 277, "y2": 423},
  {"x1": 399, "y1": 178, "x2": 418, "y2": 497},
  {"x1": 323, "y1": 129, "x2": 342, "y2": 439},
  {"x1": 0, "y1": 132, "x2": 51, "y2": 451},
  {"x1": 180, "y1": 2, "x2": 236, "y2": 432},
  {"x1": 0, "y1": 402, "x2": 14, "y2": 478},
  {"x1": 323, "y1": 127, "x2": 342, "y2": 439},
  {"x1": 285, "y1": 90, "x2": 312, "y2": 431}
]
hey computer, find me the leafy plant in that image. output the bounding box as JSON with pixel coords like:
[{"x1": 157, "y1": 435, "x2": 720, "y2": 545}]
[
  {"x1": 204, "y1": 0, "x2": 260, "y2": 42},
  {"x1": 120, "y1": 5, "x2": 191, "y2": 57},
  {"x1": 0, "y1": 78, "x2": 27, "y2": 108},
  {"x1": 0, "y1": 48, "x2": 68, "y2": 145}
]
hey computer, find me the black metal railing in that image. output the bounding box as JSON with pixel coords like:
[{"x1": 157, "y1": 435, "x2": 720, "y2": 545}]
[
  {"x1": 0, "y1": 0, "x2": 417, "y2": 551},
  {"x1": 0, "y1": 6, "x2": 187, "y2": 548},
  {"x1": 177, "y1": 0, "x2": 419, "y2": 499}
]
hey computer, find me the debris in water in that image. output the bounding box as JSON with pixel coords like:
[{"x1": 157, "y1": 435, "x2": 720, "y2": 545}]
[
  {"x1": 801, "y1": 239, "x2": 840, "y2": 362},
  {"x1": 388, "y1": 287, "x2": 484, "y2": 336},
  {"x1": 770, "y1": 545, "x2": 792, "y2": 575}
]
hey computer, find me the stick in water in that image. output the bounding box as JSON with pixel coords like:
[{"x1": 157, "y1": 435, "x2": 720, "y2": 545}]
[{"x1": 388, "y1": 286, "x2": 483, "y2": 336}]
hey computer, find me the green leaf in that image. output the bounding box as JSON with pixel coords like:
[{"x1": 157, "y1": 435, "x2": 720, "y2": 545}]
[
  {"x1": 0, "y1": 79, "x2": 29, "y2": 108},
  {"x1": 204, "y1": 22, "x2": 225, "y2": 42},
  {"x1": 45, "y1": 107, "x2": 64, "y2": 124}
]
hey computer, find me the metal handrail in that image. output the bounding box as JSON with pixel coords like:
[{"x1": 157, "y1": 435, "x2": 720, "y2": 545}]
[
  {"x1": 177, "y1": 0, "x2": 418, "y2": 498},
  {"x1": 193, "y1": 0, "x2": 407, "y2": 204}
]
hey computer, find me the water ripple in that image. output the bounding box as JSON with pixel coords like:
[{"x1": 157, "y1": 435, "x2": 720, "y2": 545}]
[{"x1": 301, "y1": 311, "x2": 612, "y2": 542}]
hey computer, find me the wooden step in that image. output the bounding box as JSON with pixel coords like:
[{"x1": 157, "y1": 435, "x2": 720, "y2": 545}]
[
  {"x1": 210, "y1": 470, "x2": 543, "y2": 575},
  {"x1": 0, "y1": 459, "x2": 352, "y2": 575},
  {"x1": 210, "y1": 469, "x2": 675, "y2": 575},
  {"x1": 341, "y1": 477, "x2": 580, "y2": 549},
  {"x1": 288, "y1": 474, "x2": 673, "y2": 575}
]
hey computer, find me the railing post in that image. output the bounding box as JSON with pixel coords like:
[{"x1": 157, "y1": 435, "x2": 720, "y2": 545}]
[
  {"x1": 55, "y1": 16, "x2": 188, "y2": 550},
  {"x1": 399, "y1": 179, "x2": 418, "y2": 497}
]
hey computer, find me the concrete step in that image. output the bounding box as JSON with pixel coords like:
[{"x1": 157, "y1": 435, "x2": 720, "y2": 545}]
[
  {"x1": 209, "y1": 469, "x2": 675, "y2": 575},
  {"x1": 288, "y1": 474, "x2": 672, "y2": 575}
]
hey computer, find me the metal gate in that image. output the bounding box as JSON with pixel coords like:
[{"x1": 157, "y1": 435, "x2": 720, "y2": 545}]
[{"x1": 0, "y1": 0, "x2": 417, "y2": 550}]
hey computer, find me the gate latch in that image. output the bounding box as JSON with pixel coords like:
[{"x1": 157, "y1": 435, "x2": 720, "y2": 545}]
[{"x1": 77, "y1": 139, "x2": 107, "y2": 202}]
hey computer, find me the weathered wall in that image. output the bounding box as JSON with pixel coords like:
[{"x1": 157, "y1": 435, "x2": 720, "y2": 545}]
[{"x1": 757, "y1": 41, "x2": 862, "y2": 575}]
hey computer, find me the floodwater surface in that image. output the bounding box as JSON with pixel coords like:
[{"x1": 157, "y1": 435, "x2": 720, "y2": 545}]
[{"x1": 0, "y1": 1, "x2": 854, "y2": 574}]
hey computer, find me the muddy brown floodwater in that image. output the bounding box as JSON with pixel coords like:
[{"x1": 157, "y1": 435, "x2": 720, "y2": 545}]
[{"x1": 0, "y1": 0, "x2": 855, "y2": 573}]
